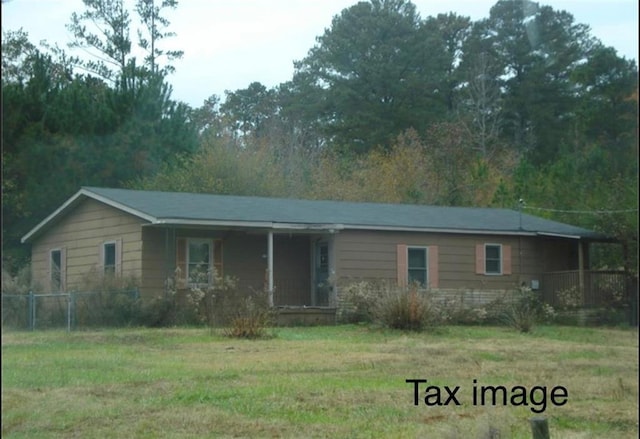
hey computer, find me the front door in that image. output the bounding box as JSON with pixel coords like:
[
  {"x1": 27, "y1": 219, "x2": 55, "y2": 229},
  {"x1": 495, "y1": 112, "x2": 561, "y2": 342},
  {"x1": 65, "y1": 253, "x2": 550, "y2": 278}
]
[{"x1": 314, "y1": 241, "x2": 330, "y2": 306}]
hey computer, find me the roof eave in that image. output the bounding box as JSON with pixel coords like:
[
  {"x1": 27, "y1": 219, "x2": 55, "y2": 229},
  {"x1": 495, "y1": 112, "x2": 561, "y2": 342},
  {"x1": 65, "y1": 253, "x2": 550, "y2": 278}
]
[
  {"x1": 148, "y1": 220, "x2": 541, "y2": 236},
  {"x1": 149, "y1": 219, "x2": 346, "y2": 231},
  {"x1": 21, "y1": 188, "x2": 87, "y2": 244},
  {"x1": 343, "y1": 224, "x2": 539, "y2": 235},
  {"x1": 536, "y1": 231, "x2": 617, "y2": 242}
]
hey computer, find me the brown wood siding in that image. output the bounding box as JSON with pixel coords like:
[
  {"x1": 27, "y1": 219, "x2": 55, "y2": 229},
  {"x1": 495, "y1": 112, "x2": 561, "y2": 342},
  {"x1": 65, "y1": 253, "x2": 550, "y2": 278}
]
[
  {"x1": 428, "y1": 246, "x2": 439, "y2": 289},
  {"x1": 273, "y1": 235, "x2": 311, "y2": 305},
  {"x1": 542, "y1": 238, "x2": 579, "y2": 271},
  {"x1": 30, "y1": 199, "x2": 144, "y2": 292},
  {"x1": 140, "y1": 228, "x2": 169, "y2": 298},
  {"x1": 222, "y1": 232, "x2": 268, "y2": 294},
  {"x1": 334, "y1": 230, "x2": 580, "y2": 292}
]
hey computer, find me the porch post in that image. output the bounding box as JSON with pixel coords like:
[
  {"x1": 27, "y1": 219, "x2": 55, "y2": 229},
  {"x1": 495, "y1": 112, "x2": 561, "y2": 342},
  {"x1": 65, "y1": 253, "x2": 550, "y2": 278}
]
[
  {"x1": 578, "y1": 240, "x2": 585, "y2": 300},
  {"x1": 267, "y1": 231, "x2": 274, "y2": 307},
  {"x1": 165, "y1": 228, "x2": 170, "y2": 298}
]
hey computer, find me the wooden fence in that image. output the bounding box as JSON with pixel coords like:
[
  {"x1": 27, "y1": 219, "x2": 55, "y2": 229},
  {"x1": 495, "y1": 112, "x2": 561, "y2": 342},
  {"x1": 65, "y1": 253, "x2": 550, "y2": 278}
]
[{"x1": 539, "y1": 270, "x2": 629, "y2": 308}]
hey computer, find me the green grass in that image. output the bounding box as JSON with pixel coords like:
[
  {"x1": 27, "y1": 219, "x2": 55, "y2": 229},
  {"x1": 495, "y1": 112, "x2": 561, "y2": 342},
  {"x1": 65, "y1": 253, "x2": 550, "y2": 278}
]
[{"x1": 2, "y1": 325, "x2": 638, "y2": 438}]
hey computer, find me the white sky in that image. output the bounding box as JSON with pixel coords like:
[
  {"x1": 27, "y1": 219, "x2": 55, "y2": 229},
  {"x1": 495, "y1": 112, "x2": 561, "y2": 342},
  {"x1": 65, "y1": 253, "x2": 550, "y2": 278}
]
[{"x1": 2, "y1": 0, "x2": 638, "y2": 108}]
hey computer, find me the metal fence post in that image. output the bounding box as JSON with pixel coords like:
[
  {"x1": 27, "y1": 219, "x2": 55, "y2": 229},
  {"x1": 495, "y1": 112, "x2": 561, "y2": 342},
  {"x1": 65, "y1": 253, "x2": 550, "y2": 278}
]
[
  {"x1": 28, "y1": 291, "x2": 35, "y2": 331},
  {"x1": 67, "y1": 294, "x2": 72, "y2": 332},
  {"x1": 71, "y1": 292, "x2": 76, "y2": 330}
]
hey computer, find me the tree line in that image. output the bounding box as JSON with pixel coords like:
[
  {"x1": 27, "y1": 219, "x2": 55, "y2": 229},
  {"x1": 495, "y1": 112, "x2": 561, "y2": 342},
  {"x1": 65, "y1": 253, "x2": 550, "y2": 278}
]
[{"x1": 2, "y1": 0, "x2": 637, "y2": 273}]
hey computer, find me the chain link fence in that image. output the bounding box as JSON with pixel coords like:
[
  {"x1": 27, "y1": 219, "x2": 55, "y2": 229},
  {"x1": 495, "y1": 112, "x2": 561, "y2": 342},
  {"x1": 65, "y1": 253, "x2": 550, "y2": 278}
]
[{"x1": 2, "y1": 289, "x2": 139, "y2": 331}]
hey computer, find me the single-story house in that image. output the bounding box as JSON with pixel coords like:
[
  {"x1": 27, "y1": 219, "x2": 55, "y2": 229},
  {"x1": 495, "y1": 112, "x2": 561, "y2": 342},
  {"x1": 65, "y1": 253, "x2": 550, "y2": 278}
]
[{"x1": 21, "y1": 187, "x2": 619, "y2": 315}]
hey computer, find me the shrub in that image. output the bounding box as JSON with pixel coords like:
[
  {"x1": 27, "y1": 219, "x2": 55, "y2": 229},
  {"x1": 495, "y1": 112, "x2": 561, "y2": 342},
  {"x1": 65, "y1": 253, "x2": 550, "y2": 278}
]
[
  {"x1": 376, "y1": 285, "x2": 435, "y2": 331},
  {"x1": 156, "y1": 268, "x2": 241, "y2": 327},
  {"x1": 2, "y1": 265, "x2": 34, "y2": 329},
  {"x1": 138, "y1": 295, "x2": 175, "y2": 327},
  {"x1": 556, "y1": 286, "x2": 582, "y2": 310},
  {"x1": 1, "y1": 265, "x2": 33, "y2": 295},
  {"x1": 223, "y1": 291, "x2": 276, "y2": 339},
  {"x1": 163, "y1": 266, "x2": 276, "y2": 337},
  {"x1": 438, "y1": 296, "x2": 490, "y2": 325},
  {"x1": 71, "y1": 271, "x2": 141, "y2": 327},
  {"x1": 588, "y1": 307, "x2": 629, "y2": 326},
  {"x1": 340, "y1": 281, "x2": 440, "y2": 331},
  {"x1": 500, "y1": 286, "x2": 552, "y2": 333},
  {"x1": 338, "y1": 280, "x2": 384, "y2": 323},
  {"x1": 597, "y1": 273, "x2": 627, "y2": 307}
]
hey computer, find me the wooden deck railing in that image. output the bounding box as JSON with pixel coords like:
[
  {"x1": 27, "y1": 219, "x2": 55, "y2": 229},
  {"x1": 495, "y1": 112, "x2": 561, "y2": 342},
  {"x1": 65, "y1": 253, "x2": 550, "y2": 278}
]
[{"x1": 539, "y1": 270, "x2": 628, "y2": 308}]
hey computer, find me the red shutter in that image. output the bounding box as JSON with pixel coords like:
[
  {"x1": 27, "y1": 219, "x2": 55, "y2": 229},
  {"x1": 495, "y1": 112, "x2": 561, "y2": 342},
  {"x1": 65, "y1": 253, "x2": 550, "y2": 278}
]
[
  {"x1": 397, "y1": 244, "x2": 408, "y2": 287},
  {"x1": 502, "y1": 245, "x2": 512, "y2": 275},
  {"x1": 428, "y1": 246, "x2": 439, "y2": 289},
  {"x1": 176, "y1": 237, "x2": 187, "y2": 288},
  {"x1": 475, "y1": 244, "x2": 484, "y2": 274}
]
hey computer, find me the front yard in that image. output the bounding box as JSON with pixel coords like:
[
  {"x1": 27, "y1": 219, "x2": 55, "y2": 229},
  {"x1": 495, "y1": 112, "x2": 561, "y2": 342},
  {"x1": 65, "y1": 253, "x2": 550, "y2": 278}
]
[{"x1": 2, "y1": 325, "x2": 638, "y2": 438}]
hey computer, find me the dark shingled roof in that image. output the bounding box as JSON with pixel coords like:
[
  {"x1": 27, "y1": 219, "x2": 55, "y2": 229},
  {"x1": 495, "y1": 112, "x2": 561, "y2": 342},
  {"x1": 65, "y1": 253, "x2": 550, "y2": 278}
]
[
  {"x1": 22, "y1": 187, "x2": 611, "y2": 243},
  {"x1": 90, "y1": 187, "x2": 606, "y2": 236}
]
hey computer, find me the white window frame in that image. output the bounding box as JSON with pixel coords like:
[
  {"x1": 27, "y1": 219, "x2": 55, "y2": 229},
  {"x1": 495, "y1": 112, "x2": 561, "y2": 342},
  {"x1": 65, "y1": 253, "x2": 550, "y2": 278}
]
[
  {"x1": 484, "y1": 243, "x2": 502, "y2": 275},
  {"x1": 407, "y1": 246, "x2": 429, "y2": 287},
  {"x1": 50, "y1": 248, "x2": 63, "y2": 292},
  {"x1": 103, "y1": 241, "x2": 117, "y2": 275},
  {"x1": 187, "y1": 238, "x2": 213, "y2": 286}
]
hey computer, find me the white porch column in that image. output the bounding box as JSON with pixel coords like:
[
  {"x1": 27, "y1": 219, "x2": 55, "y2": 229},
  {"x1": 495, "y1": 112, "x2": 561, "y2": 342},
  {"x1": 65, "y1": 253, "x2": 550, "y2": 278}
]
[{"x1": 267, "y1": 231, "x2": 274, "y2": 307}]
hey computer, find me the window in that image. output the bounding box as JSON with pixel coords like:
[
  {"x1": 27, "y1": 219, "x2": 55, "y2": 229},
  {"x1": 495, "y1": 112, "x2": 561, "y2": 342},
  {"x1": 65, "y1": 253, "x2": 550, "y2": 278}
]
[
  {"x1": 397, "y1": 244, "x2": 439, "y2": 289},
  {"x1": 187, "y1": 238, "x2": 211, "y2": 284},
  {"x1": 476, "y1": 243, "x2": 511, "y2": 276},
  {"x1": 176, "y1": 237, "x2": 223, "y2": 287},
  {"x1": 103, "y1": 242, "x2": 117, "y2": 275},
  {"x1": 485, "y1": 244, "x2": 502, "y2": 275},
  {"x1": 408, "y1": 247, "x2": 428, "y2": 286},
  {"x1": 50, "y1": 249, "x2": 63, "y2": 292}
]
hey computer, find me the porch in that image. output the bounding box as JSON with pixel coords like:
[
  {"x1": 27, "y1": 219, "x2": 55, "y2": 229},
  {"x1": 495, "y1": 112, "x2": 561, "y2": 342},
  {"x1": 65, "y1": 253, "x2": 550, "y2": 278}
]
[
  {"x1": 539, "y1": 270, "x2": 632, "y2": 308},
  {"x1": 148, "y1": 226, "x2": 338, "y2": 309}
]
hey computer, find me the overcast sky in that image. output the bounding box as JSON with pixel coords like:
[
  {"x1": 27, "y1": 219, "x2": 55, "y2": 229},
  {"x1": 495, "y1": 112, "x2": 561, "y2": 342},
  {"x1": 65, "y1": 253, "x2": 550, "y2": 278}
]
[{"x1": 2, "y1": 0, "x2": 638, "y2": 108}]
